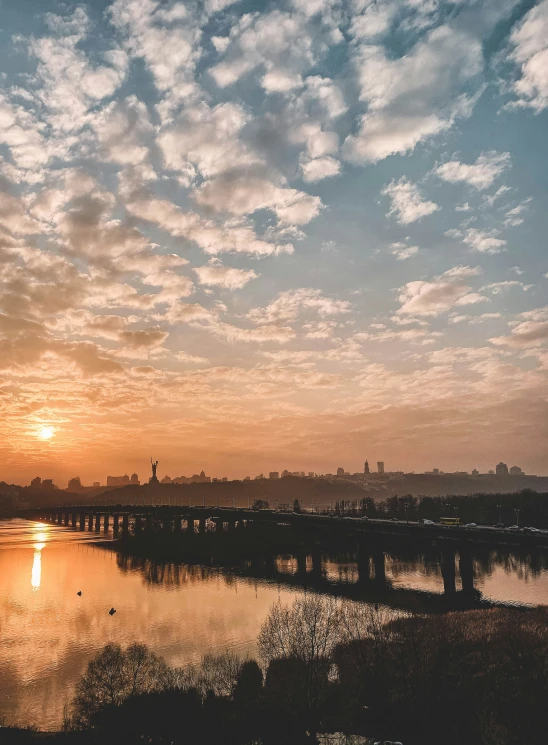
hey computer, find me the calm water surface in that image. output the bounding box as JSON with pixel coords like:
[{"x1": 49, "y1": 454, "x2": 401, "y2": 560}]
[{"x1": 2, "y1": 518, "x2": 548, "y2": 731}]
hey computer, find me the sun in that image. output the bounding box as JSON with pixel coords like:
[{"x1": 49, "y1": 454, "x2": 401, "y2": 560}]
[{"x1": 38, "y1": 426, "x2": 55, "y2": 440}]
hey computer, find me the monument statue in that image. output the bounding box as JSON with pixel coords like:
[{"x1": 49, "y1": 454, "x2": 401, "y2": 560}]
[{"x1": 150, "y1": 458, "x2": 159, "y2": 484}]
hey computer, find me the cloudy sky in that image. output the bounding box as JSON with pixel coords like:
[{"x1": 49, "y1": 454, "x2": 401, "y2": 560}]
[{"x1": 0, "y1": 0, "x2": 547, "y2": 486}]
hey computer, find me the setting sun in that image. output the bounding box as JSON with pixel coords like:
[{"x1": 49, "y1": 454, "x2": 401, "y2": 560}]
[{"x1": 38, "y1": 426, "x2": 55, "y2": 441}]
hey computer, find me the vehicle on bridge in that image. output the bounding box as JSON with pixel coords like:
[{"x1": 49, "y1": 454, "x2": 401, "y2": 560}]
[{"x1": 440, "y1": 516, "x2": 461, "y2": 525}]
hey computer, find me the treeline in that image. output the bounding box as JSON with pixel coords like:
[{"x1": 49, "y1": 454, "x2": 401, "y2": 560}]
[
  {"x1": 334, "y1": 489, "x2": 548, "y2": 527},
  {"x1": 5, "y1": 599, "x2": 540, "y2": 745}
]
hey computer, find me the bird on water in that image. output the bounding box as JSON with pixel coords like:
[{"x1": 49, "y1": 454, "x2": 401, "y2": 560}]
[
  {"x1": 77, "y1": 591, "x2": 82, "y2": 596},
  {"x1": 109, "y1": 607, "x2": 116, "y2": 616}
]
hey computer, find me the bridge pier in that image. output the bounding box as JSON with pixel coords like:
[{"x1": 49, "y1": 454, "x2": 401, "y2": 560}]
[
  {"x1": 187, "y1": 518, "x2": 194, "y2": 533},
  {"x1": 94, "y1": 513, "x2": 101, "y2": 532},
  {"x1": 145, "y1": 515, "x2": 152, "y2": 533},
  {"x1": 103, "y1": 514, "x2": 110, "y2": 533},
  {"x1": 372, "y1": 547, "x2": 386, "y2": 585},
  {"x1": 134, "y1": 515, "x2": 142, "y2": 535},
  {"x1": 71, "y1": 513, "x2": 77, "y2": 528},
  {"x1": 88, "y1": 513, "x2": 93, "y2": 531},
  {"x1": 311, "y1": 549, "x2": 322, "y2": 578},
  {"x1": 57, "y1": 513, "x2": 63, "y2": 525},
  {"x1": 459, "y1": 546, "x2": 475, "y2": 594},
  {"x1": 164, "y1": 517, "x2": 172, "y2": 533},
  {"x1": 357, "y1": 541, "x2": 373, "y2": 584},
  {"x1": 113, "y1": 514, "x2": 119, "y2": 535},
  {"x1": 174, "y1": 516, "x2": 182, "y2": 533},
  {"x1": 122, "y1": 514, "x2": 129, "y2": 537},
  {"x1": 297, "y1": 552, "x2": 308, "y2": 578},
  {"x1": 199, "y1": 517, "x2": 206, "y2": 534},
  {"x1": 441, "y1": 549, "x2": 456, "y2": 594}
]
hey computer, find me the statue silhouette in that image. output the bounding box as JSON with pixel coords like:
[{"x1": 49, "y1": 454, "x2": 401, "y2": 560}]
[{"x1": 151, "y1": 459, "x2": 158, "y2": 479}]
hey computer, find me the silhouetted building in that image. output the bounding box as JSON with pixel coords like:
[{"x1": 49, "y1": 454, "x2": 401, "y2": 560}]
[
  {"x1": 161, "y1": 475, "x2": 172, "y2": 484},
  {"x1": 472, "y1": 469, "x2": 479, "y2": 476},
  {"x1": 30, "y1": 477, "x2": 41, "y2": 489},
  {"x1": 510, "y1": 465, "x2": 524, "y2": 475},
  {"x1": 336, "y1": 467, "x2": 345, "y2": 476},
  {"x1": 68, "y1": 477, "x2": 82, "y2": 491},
  {"x1": 255, "y1": 473, "x2": 264, "y2": 480},
  {"x1": 269, "y1": 472, "x2": 279, "y2": 479},
  {"x1": 377, "y1": 461, "x2": 385, "y2": 474},
  {"x1": 488, "y1": 469, "x2": 495, "y2": 475},
  {"x1": 92, "y1": 482, "x2": 100, "y2": 488},
  {"x1": 42, "y1": 479, "x2": 54, "y2": 490},
  {"x1": 107, "y1": 475, "x2": 131, "y2": 487},
  {"x1": 496, "y1": 462, "x2": 509, "y2": 476},
  {"x1": 432, "y1": 468, "x2": 439, "y2": 475},
  {"x1": 364, "y1": 460, "x2": 370, "y2": 475},
  {"x1": 243, "y1": 476, "x2": 251, "y2": 481},
  {"x1": 130, "y1": 473, "x2": 139, "y2": 484},
  {"x1": 308, "y1": 471, "x2": 315, "y2": 478}
]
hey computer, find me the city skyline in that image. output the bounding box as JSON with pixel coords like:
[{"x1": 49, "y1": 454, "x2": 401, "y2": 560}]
[{"x1": 0, "y1": 0, "x2": 547, "y2": 485}]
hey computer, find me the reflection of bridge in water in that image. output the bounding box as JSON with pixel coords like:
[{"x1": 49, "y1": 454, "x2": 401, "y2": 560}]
[
  {"x1": 31, "y1": 505, "x2": 548, "y2": 614},
  {"x1": 108, "y1": 546, "x2": 533, "y2": 615}
]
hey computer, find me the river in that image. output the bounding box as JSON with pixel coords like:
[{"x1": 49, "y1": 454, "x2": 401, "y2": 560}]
[{"x1": 1, "y1": 517, "x2": 548, "y2": 731}]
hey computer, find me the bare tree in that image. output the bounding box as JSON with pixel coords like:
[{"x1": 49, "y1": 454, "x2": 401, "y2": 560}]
[
  {"x1": 258, "y1": 595, "x2": 342, "y2": 667},
  {"x1": 71, "y1": 643, "x2": 170, "y2": 727}
]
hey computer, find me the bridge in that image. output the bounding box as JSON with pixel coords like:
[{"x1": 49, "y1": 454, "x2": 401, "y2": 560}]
[{"x1": 27, "y1": 504, "x2": 544, "y2": 613}]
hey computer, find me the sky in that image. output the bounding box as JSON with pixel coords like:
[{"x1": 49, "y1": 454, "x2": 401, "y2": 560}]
[{"x1": 0, "y1": 0, "x2": 547, "y2": 486}]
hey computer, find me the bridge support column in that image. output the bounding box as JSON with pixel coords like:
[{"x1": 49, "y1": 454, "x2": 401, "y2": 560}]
[
  {"x1": 187, "y1": 518, "x2": 194, "y2": 533},
  {"x1": 311, "y1": 549, "x2": 322, "y2": 578},
  {"x1": 459, "y1": 546, "x2": 475, "y2": 594},
  {"x1": 94, "y1": 513, "x2": 101, "y2": 532},
  {"x1": 145, "y1": 515, "x2": 152, "y2": 533},
  {"x1": 441, "y1": 549, "x2": 456, "y2": 595},
  {"x1": 57, "y1": 513, "x2": 63, "y2": 525},
  {"x1": 199, "y1": 517, "x2": 206, "y2": 534},
  {"x1": 134, "y1": 515, "x2": 142, "y2": 535},
  {"x1": 296, "y1": 552, "x2": 308, "y2": 578},
  {"x1": 79, "y1": 513, "x2": 85, "y2": 530},
  {"x1": 373, "y1": 547, "x2": 386, "y2": 585},
  {"x1": 88, "y1": 513, "x2": 93, "y2": 531},
  {"x1": 357, "y1": 541, "x2": 373, "y2": 584},
  {"x1": 71, "y1": 513, "x2": 77, "y2": 528},
  {"x1": 103, "y1": 514, "x2": 110, "y2": 533},
  {"x1": 174, "y1": 516, "x2": 181, "y2": 533},
  {"x1": 113, "y1": 514, "x2": 119, "y2": 535},
  {"x1": 122, "y1": 514, "x2": 129, "y2": 537},
  {"x1": 226, "y1": 520, "x2": 235, "y2": 532},
  {"x1": 164, "y1": 517, "x2": 172, "y2": 533},
  {"x1": 63, "y1": 512, "x2": 69, "y2": 526}
]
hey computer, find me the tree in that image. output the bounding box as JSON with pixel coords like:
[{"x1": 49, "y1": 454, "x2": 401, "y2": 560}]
[
  {"x1": 252, "y1": 499, "x2": 269, "y2": 510},
  {"x1": 233, "y1": 659, "x2": 263, "y2": 705},
  {"x1": 293, "y1": 499, "x2": 301, "y2": 513},
  {"x1": 71, "y1": 643, "x2": 170, "y2": 727},
  {"x1": 258, "y1": 596, "x2": 341, "y2": 667}
]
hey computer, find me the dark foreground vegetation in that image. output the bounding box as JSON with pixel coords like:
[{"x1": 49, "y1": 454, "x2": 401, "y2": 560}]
[{"x1": 3, "y1": 599, "x2": 548, "y2": 745}]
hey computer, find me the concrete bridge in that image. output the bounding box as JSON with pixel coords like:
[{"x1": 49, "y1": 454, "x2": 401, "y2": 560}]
[{"x1": 29, "y1": 504, "x2": 527, "y2": 612}]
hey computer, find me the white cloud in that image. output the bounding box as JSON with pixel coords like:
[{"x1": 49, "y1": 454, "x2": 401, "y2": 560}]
[
  {"x1": 446, "y1": 227, "x2": 507, "y2": 254},
  {"x1": 391, "y1": 242, "x2": 419, "y2": 260},
  {"x1": 109, "y1": 0, "x2": 202, "y2": 119},
  {"x1": 193, "y1": 173, "x2": 323, "y2": 225},
  {"x1": 157, "y1": 102, "x2": 259, "y2": 182},
  {"x1": 343, "y1": 25, "x2": 483, "y2": 163},
  {"x1": 397, "y1": 265, "x2": 484, "y2": 316},
  {"x1": 509, "y1": 0, "x2": 548, "y2": 112},
  {"x1": 382, "y1": 178, "x2": 440, "y2": 224},
  {"x1": 194, "y1": 259, "x2": 259, "y2": 289},
  {"x1": 248, "y1": 288, "x2": 350, "y2": 324},
  {"x1": 300, "y1": 156, "x2": 341, "y2": 182},
  {"x1": 435, "y1": 151, "x2": 510, "y2": 189},
  {"x1": 93, "y1": 96, "x2": 152, "y2": 165}
]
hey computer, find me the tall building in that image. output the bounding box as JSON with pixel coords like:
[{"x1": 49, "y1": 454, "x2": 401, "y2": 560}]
[
  {"x1": 68, "y1": 477, "x2": 82, "y2": 491},
  {"x1": 377, "y1": 461, "x2": 385, "y2": 474},
  {"x1": 496, "y1": 462, "x2": 509, "y2": 476},
  {"x1": 107, "y1": 475, "x2": 131, "y2": 487},
  {"x1": 364, "y1": 460, "x2": 370, "y2": 475},
  {"x1": 336, "y1": 467, "x2": 345, "y2": 476},
  {"x1": 130, "y1": 473, "x2": 139, "y2": 484},
  {"x1": 269, "y1": 472, "x2": 279, "y2": 479},
  {"x1": 472, "y1": 469, "x2": 479, "y2": 476},
  {"x1": 509, "y1": 465, "x2": 524, "y2": 475},
  {"x1": 30, "y1": 477, "x2": 41, "y2": 489}
]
